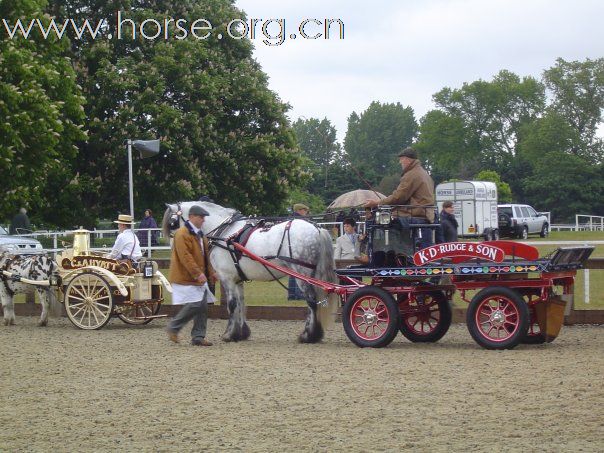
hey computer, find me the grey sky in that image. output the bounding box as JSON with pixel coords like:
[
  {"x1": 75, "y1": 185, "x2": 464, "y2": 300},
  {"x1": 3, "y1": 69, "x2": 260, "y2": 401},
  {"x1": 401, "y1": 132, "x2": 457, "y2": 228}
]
[{"x1": 235, "y1": 0, "x2": 604, "y2": 142}]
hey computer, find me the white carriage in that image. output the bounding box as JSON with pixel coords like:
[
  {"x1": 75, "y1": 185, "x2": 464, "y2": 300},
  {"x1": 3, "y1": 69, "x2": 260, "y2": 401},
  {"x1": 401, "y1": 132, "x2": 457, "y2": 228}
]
[{"x1": 56, "y1": 229, "x2": 171, "y2": 329}]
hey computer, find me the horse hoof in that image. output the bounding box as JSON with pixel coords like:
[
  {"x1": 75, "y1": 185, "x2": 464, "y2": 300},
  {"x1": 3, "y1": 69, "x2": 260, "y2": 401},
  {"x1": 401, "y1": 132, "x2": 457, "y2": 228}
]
[
  {"x1": 241, "y1": 323, "x2": 251, "y2": 340},
  {"x1": 221, "y1": 334, "x2": 233, "y2": 342},
  {"x1": 38, "y1": 321, "x2": 47, "y2": 327}
]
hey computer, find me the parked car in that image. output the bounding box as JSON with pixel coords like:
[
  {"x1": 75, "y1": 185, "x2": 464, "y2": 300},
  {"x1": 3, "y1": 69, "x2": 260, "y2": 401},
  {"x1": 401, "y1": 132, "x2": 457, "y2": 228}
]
[
  {"x1": 0, "y1": 225, "x2": 44, "y2": 252},
  {"x1": 497, "y1": 204, "x2": 549, "y2": 239}
]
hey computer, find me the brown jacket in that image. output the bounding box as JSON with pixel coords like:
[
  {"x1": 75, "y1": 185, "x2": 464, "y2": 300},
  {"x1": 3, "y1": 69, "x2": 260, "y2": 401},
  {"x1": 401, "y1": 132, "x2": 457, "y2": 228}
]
[
  {"x1": 169, "y1": 225, "x2": 214, "y2": 285},
  {"x1": 379, "y1": 159, "x2": 435, "y2": 222}
]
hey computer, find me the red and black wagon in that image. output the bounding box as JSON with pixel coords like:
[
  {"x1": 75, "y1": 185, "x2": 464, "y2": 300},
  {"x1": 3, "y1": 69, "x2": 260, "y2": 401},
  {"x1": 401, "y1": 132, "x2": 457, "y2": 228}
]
[{"x1": 233, "y1": 207, "x2": 593, "y2": 350}]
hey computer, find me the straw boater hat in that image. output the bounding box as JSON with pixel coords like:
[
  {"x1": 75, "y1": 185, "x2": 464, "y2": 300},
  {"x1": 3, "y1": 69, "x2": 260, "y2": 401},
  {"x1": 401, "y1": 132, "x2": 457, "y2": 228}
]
[{"x1": 114, "y1": 214, "x2": 135, "y2": 224}]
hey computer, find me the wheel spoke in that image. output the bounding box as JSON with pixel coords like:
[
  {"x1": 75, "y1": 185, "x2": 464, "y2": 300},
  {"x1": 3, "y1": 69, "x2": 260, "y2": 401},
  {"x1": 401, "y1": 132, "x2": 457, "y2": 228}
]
[{"x1": 72, "y1": 285, "x2": 88, "y2": 300}]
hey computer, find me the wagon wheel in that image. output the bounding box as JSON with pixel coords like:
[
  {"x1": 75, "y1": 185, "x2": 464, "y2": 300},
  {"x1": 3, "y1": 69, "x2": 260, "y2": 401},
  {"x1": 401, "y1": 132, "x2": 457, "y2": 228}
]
[
  {"x1": 466, "y1": 287, "x2": 529, "y2": 350},
  {"x1": 64, "y1": 271, "x2": 113, "y2": 330},
  {"x1": 399, "y1": 291, "x2": 452, "y2": 343},
  {"x1": 118, "y1": 301, "x2": 161, "y2": 325},
  {"x1": 342, "y1": 286, "x2": 400, "y2": 348},
  {"x1": 522, "y1": 302, "x2": 546, "y2": 344}
]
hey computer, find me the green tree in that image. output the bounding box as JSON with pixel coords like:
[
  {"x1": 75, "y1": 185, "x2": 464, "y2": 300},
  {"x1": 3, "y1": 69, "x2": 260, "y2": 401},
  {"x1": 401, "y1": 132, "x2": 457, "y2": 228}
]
[
  {"x1": 474, "y1": 170, "x2": 512, "y2": 203},
  {"x1": 432, "y1": 70, "x2": 545, "y2": 172},
  {"x1": 344, "y1": 101, "x2": 417, "y2": 185},
  {"x1": 292, "y1": 117, "x2": 341, "y2": 196},
  {"x1": 0, "y1": 0, "x2": 86, "y2": 224},
  {"x1": 415, "y1": 110, "x2": 479, "y2": 183},
  {"x1": 48, "y1": 0, "x2": 303, "y2": 218},
  {"x1": 543, "y1": 58, "x2": 604, "y2": 163},
  {"x1": 522, "y1": 152, "x2": 604, "y2": 223}
]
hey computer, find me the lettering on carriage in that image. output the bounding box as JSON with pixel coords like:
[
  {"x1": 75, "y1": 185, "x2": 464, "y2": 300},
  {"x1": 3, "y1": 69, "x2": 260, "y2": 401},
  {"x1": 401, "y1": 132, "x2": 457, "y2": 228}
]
[
  {"x1": 61, "y1": 256, "x2": 132, "y2": 274},
  {"x1": 413, "y1": 242, "x2": 505, "y2": 266}
]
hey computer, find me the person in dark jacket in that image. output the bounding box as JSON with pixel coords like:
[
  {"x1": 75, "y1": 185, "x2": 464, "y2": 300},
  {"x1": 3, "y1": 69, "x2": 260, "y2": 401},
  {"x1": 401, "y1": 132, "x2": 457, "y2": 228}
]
[
  {"x1": 440, "y1": 201, "x2": 459, "y2": 242},
  {"x1": 138, "y1": 209, "x2": 159, "y2": 247},
  {"x1": 9, "y1": 207, "x2": 31, "y2": 234}
]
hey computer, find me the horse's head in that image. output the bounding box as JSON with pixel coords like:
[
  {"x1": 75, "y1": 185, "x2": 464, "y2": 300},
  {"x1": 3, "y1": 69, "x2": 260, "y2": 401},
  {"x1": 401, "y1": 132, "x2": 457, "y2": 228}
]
[{"x1": 162, "y1": 200, "x2": 237, "y2": 237}]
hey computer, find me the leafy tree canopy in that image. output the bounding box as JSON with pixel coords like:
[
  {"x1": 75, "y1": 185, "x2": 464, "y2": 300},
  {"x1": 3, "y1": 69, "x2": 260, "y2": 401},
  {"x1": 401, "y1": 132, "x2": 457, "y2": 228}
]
[
  {"x1": 48, "y1": 0, "x2": 303, "y2": 219},
  {"x1": 474, "y1": 170, "x2": 512, "y2": 203},
  {"x1": 0, "y1": 0, "x2": 86, "y2": 225},
  {"x1": 344, "y1": 101, "x2": 417, "y2": 186}
]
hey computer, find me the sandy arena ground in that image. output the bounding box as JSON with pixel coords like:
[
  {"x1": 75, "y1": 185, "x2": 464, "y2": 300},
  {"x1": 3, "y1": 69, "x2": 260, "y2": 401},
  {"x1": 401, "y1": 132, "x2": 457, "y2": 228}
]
[{"x1": 1, "y1": 316, "x2": 603, "y2": 452}]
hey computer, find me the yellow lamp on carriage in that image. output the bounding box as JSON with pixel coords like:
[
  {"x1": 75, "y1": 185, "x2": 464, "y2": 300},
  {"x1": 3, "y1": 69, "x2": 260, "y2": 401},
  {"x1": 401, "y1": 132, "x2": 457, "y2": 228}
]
[{"x1": 72, "y1": 229, "x2": 91, "y2": 256}]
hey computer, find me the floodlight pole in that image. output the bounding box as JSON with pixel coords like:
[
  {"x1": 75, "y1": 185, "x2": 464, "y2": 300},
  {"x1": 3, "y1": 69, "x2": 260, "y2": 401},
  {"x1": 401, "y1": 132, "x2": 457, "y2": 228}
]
[{"x1": 127, "y1": 139, "x2": 134, "y2": 219}]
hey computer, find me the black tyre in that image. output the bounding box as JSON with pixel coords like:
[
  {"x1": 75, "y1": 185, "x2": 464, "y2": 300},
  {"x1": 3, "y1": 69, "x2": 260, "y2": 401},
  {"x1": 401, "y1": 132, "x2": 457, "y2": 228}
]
[
  {"x1": 399, "y1": 291, "x2": 452, "y2": 342},
  {"x1": 343, "y1": 286, "x2": 400, "y2": 348},
  {"x1": 466, "y1": 287, "x2": 529, "y2": 350},
  {"x1": 519, "y1": 226, "x2": 528, "y2": 240},
  {"x1": 491, "y1": 229, "x2": 500, "y2": 241},
  {"x1": 539, "y1": 223, "x2": 549, "y2": 238}
]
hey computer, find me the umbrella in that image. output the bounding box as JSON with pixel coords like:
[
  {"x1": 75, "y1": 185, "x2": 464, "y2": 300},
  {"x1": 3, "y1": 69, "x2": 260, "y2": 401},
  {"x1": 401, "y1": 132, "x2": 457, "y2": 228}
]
[{"x1": 327, "y1": 189, "x2": 386, "y2": 211}]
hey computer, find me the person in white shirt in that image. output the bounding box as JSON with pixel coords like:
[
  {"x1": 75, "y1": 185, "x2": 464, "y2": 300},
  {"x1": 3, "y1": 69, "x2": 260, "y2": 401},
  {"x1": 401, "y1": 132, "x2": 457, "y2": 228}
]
[
  {"x1": 335, "y1": 218, "x2": 361, "y2": 260},
  {"x1": 107, "y1": 214, "x2": 142, "y2": 261}
]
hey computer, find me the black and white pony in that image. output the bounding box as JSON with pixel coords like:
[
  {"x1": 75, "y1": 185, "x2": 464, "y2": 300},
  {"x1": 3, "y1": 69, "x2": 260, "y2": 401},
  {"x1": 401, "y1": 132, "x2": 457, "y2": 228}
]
[
  {"x1": 0, "y1": 251, "x2": 59, "y2": 326},
  {"x1": 163, "y1": 201, "x2": 338, "y2": 343}
]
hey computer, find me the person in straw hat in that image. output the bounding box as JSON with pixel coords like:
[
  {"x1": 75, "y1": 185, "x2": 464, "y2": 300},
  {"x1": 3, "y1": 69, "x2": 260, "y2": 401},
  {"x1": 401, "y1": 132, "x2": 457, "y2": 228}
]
[{"x1": 106, "y1": 214, "x2": 142, "y2": 261}]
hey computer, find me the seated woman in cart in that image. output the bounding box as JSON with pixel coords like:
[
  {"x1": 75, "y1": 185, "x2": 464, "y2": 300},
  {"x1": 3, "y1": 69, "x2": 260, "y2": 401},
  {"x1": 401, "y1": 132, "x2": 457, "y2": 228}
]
[
  {"x1": 364, "y1": 147, "x2": 435, "y2": 249},
  {"x1": 107, "y1": 214, "x2": 142, "y2": 262}
]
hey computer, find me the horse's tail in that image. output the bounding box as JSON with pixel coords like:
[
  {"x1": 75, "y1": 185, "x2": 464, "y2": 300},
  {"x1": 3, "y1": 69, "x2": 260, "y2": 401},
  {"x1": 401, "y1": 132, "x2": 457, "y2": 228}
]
[
  {"x1": 315, "y1": 228, "x2": 338, "y2": 329},
  {"x1": 161, "y1": 206, "x2": 173, "y2": 239}
]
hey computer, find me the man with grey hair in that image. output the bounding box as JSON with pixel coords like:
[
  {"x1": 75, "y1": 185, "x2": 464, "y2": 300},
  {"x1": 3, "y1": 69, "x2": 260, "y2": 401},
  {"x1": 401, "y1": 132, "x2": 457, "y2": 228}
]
[{"x1": 9, "y1": 207, "x2": 31, "y2": 235}]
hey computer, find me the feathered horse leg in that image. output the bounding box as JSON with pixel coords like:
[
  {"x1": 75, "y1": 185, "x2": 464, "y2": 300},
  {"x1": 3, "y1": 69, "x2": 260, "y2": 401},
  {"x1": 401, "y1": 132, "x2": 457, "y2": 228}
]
[{"x1": 221, "y1": 280, "x2": 251, "y2": 342}]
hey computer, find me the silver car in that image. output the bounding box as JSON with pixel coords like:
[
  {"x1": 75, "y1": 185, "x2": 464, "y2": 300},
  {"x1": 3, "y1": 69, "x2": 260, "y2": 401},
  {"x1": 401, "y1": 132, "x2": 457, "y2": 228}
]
[{"x1": 0, "y1": 225, "x2": 44, "y2": 253}]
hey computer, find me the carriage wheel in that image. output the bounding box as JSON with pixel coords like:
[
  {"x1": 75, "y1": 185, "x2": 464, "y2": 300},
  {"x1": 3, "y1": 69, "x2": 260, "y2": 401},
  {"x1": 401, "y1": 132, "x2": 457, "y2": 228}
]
[
  {"x1": 467, "y1": 287, "x2": 529, "y2": 350},
  {"x1": 522, "y1": 303, "x2": 546, "y2": 344},
  {"x1": 64, "y1": 271, "x2": 113, "y2": 330},
  {"x1": 399, "y1": 291, "x2": 452, "y2": 342},
  {"x1": 342, "y1": 287, "x2": 400, "y2": 348},
  {"x1": 118, "y1": 301, "x2": 161, "y2": 325}
]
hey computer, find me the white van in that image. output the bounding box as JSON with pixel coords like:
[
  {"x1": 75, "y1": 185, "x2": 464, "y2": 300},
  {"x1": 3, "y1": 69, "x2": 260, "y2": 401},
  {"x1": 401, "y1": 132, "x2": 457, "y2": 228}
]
[{"x1": 435, "y1": 181, "x2": 499, "y2": 240}]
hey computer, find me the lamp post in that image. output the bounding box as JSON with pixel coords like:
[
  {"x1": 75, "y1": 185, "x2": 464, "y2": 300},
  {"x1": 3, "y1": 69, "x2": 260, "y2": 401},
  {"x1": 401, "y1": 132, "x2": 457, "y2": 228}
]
[{"x1": 126, "y1": 139, "x2": 160, "y2": 218}]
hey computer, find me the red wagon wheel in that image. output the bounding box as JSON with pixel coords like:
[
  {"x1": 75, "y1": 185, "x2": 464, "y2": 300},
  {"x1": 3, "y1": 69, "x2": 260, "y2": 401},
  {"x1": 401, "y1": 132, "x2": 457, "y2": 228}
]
[
  {"x1": 342, "y1": 287, "x2": 400, "y2": 348},
  {"x1": 466, "y1": 287, "x2": 529, "y2": 350},
  {"x1": 399, "y1": 291, "x2": 452, "y2": 343}
]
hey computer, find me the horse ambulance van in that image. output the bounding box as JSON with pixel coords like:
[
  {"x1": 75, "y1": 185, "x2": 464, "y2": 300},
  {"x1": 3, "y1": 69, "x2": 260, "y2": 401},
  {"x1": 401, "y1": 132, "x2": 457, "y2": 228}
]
[{"x1": 435, "y1": 181, "x2": 499, "y2": 240}]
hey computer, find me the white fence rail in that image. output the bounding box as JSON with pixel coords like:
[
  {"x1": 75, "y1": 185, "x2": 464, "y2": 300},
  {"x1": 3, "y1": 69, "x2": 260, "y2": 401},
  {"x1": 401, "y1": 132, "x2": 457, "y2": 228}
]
[{"x1": 576, "y1": 214, "x2": 604, "y2": 232}]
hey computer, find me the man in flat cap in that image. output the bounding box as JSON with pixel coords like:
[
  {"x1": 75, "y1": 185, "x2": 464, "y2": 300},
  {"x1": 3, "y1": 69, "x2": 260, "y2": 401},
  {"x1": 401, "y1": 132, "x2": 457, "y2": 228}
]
[
  {"x1": 293, "y1": 203, "x2": 309, "y2": 217},
  {"x1": 365, "y1": 146, "x2": 435, "y2": 248},
  {"x1": 167, "y1": 204, "x2": 217, "y2": 346}
]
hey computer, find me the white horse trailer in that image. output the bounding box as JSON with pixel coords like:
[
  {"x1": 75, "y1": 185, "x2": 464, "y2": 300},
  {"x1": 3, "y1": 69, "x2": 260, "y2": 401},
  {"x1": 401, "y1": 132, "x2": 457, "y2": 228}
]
[{"x1": 435, "y1": 181, "x2": 499, "y2": 240}]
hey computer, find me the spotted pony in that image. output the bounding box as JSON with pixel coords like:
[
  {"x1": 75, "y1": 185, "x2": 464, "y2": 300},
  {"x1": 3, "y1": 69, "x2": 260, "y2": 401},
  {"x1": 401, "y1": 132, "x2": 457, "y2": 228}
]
[{"x1": 0, "y1": 251, "x2": 59, "y2": 326}]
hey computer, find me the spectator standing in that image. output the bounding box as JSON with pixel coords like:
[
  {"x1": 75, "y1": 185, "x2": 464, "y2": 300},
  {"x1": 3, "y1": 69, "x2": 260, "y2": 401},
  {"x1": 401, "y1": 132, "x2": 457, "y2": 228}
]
[
  {"x1": 9, "y1": 207, "x2": 30, "y2": 234},
  {"x1": 440, "y1": 201, "x2": 459, "y2": 242},
  {"x1": 138, "y1": 208, "x2": 159, "y2": 247}
]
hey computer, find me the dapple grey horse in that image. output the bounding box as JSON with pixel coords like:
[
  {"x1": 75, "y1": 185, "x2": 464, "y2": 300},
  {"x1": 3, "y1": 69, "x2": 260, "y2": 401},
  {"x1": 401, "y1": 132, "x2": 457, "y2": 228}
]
[
  {"x1": 163, "y1": 201, "x2": 338, "y2": 343},
  {"x1": 0, "y1": 251, "x2": 59, "y2": 326}
]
